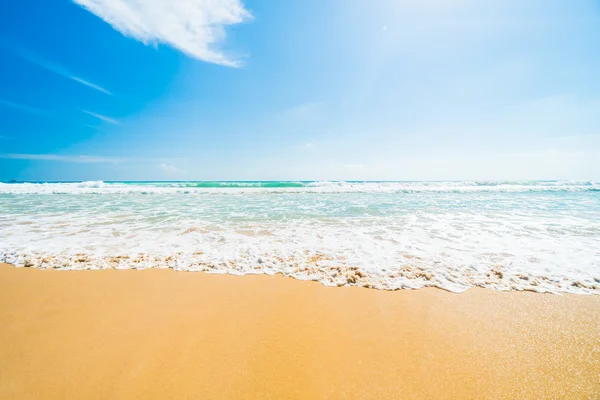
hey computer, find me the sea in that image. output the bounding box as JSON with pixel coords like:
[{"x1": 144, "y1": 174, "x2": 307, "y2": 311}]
[{"x1": 1, "y1": 180, "x2": 599, "y2": 294}]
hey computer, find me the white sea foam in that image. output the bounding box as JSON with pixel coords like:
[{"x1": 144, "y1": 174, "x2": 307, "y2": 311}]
[
  {"x1": 0, "y1": 180, "x2": 598, "y2": 195},
  {"x1": 1, "y1": 181, "x2": 599, "y2": 294}
]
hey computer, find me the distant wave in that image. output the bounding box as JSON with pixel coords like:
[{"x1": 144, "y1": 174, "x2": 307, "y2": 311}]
[
  {"x1": 0, "y1": 180, "x2": 599, "y2": 194},
  {"x1": 124, "y1": 181, "x2": 307, "y2": 188}
]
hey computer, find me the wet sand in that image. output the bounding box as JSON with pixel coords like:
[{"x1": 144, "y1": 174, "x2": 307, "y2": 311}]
[{"x1": 0, "y1": 263, "x2": 599, "y2": 399}]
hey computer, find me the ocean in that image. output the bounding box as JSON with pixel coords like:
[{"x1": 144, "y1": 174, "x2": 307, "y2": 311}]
[{"x1": 1, "y1": 180, "x2": 599, "y2": 293}]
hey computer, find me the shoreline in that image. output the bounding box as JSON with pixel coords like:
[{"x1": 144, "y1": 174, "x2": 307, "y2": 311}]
[
  {"x1": 3, "y1": 254, "x2": 599, "y2": 295},
  {"x1": 1, "y1": 262, "x2": 599, "y2": 399}
]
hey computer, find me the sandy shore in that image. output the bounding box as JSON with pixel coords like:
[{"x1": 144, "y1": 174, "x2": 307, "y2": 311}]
[{"x1": 0, "y1": 263, "x2": 599, "y2": 399}]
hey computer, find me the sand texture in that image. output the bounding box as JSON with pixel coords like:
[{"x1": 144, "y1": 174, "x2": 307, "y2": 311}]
[{"x1": 0, "y1": 263, "x2": 599, "y2": 399}]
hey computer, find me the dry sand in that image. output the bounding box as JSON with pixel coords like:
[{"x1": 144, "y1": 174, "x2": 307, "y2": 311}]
[{"x1": 0, "y1": 263, "x2": 599, "y2": 399}]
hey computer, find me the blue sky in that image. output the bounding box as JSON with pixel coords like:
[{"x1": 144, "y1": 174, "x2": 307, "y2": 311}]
[{"x1": 0, "y1": 0, "x2": 599, "y2": 181}]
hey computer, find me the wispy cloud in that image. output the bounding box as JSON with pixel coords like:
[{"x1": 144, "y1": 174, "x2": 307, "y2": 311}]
[
  {"x1": 81, "y1": 109, "x2": 120, "y2": 124},
  {"x1": 158, "y1": 163, "x2": 184, "y2": 174},
  {"x1": 1, "y1": 39, "x2": 112, "y2": 95},
  {"x1": 553, "y1": 133, "x2": 600, "y2": 141},
  {"x1": 0, "y1": 153, "x2": 122, "y2": 164},
  {"x1": 517, "y1": 94, "x2": 600, "y2": 136},
  {"x1": 0, "y1": 97, "x2": 56, "y2": 119},
  {"x1": 0, "y1": 97, "x2": 110, "y2": 128},
  {"x1": 70, "y1": 77, "x2": 112, "y2": 95},
  {"x1": 284, "y1": 101, "x2": 325, "y2": 120},
  {"x1": 73, "y1": 0, "x2": 252, "y2": 67},
  {"x1": 0, "y1": 154, "x2": 188, "y2": 167}
]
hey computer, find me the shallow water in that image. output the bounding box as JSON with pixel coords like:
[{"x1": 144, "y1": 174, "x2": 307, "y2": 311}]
[{"x1": 1, "y1": 180, "x2": 599, "y2": 293}]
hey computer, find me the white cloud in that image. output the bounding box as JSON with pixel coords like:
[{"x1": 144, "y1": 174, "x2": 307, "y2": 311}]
[
  {"x1": 283, "y1": 101, "x2": 325, "y2": 120},
  {"x1": 81, "y1": 109, "x2": 120, "y2": 124},
  {"x1": 73, "y1": 0, "x2": 252, "y2": 67},
  {"x1": 305, "y1": 142, "x2": 314, "y2": 148},
  {"x1": 0, "y1": 153, "x2": 122, "y2": 163},
  {"x1": 158, "y1": 163, "x2": 184, "y2": 174}
]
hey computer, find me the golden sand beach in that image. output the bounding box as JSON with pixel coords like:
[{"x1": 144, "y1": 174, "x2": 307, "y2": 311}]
[{"x1": 0, "y1": 262, "x2": 599, "y2": 399}]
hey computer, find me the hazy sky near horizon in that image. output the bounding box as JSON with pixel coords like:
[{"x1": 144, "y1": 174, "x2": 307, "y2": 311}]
[{"x1": 1, "y1": 0, "x2": 599, "y2": 181}]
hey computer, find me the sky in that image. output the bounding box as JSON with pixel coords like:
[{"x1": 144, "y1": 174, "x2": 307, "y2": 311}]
[{"x1": 0, "y1": 0, "x2": 599, "y2": 181}]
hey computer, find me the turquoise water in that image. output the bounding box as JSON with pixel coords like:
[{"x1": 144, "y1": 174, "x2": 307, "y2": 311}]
[
  {"x1": 0, "y1": 180, "x2": 599, "y2": 293},
  {"x1": 117, "y1": 181, "x2": 309, "y2": 188}
]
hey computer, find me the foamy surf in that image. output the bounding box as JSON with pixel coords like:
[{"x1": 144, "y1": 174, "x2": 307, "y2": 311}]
[
  {"x1": 1, "y1": 181, "x2": 599, "y2": 294},
  {"x1": 0, "y1": 180, "x2": 598, "y2": 194}
]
